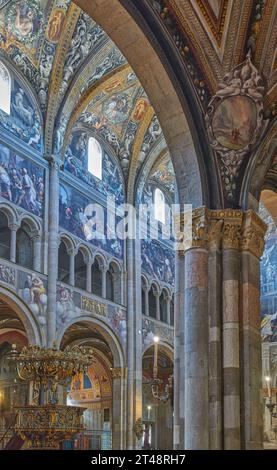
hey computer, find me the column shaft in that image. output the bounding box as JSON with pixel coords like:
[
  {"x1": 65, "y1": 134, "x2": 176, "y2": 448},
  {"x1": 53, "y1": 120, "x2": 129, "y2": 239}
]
[{"x1": 184, "y1": 248, "x2": 209, "y2": 449}]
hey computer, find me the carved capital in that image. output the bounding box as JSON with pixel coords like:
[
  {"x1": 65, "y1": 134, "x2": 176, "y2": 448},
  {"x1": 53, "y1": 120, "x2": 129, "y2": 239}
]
[
  {"x1": 191, "y1": 206, "x2": 210, "y2": 250},
  {"x1": 240, "y1": 210, "x2": 267, "y2": 258},
  {"x1": 210, "y1": 210, "x2": 243, "y2": 250},
  {"x1": 8, "y1": 223, "x2": 20, "y2": 232},
  {"x1": 110, "y1": 367, "x2": 127, "y2": 380}
]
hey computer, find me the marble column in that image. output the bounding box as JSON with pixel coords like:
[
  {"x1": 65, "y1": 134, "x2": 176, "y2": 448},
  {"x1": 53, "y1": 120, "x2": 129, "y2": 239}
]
[
  {"x1": 9, "y1": 223, "x2": 19, "y2": 263},
  {"x1": 102, "y1": 267, "x2": 107, "y2": 298},
  {"x1": 144, "y1": 287, "x2": 149, "y2": 316},
  {"x1": 126, "y1": 230, "x2": 142, "y2": 449},
  {"x1": 32, "y1": 230, "x2": 42, "y2": 272},
  {"x1": 208, "y1": 216, "x2": 223, "y2": 449},
  {"x1": 46, "y1": 159, "x2": 60, "y2": 347},
  {"x1": 166, "y1": 296, "x2": 171, "y2": 325},
  {"x1": 240, "y1": 211, "x2": 267, "y2": 449},
  {"x1": 86, "y1": 258, "x2": 92, "y2": 293},
  {"x1": 184, "y1": 207, "x2": 209, "y2": 449},
  {"x1": 111, "y1": 367, "x2": 127, "y2": 450},
  {"x1": 69, "y1": 248, "x2": 76, "y2": 287},
  {"x1": 155, "y1": 291, "x2": 160, "y2": 321},
  {"x1": 221, "y1": 212, "x2": 242, "y2": 450},
  {"x1": 173, "y1": 250, "x2": 184, "y2": 449}
]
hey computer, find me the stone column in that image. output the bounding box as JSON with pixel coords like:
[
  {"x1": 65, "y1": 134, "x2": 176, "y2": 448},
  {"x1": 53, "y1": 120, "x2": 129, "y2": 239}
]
[
  {"x1": 166, "y1": 295, "x2": 171, "y2": 325},
  {"x1": 155, "y1": 291, "x2": 160, "y2": 321},
  {"x1": 184, "y1": 207, "x2": 209, "y2": 449},
  {"x1": 9, "y1": 223, "x2": 19, "y2": 263},
  {"x1": 111, "y1": 367, "x2": 127, "y2": 450},
  {"x1": 46, "y1": 159, "x2": 60, "y2": 347},
  {"x1": 240, "y1": 210, "x2": 267, "y2": 449},
  {"x1": 69, "y1": 248, "x2": 76, "y2": 287},
  {"x1": 173, "y1": 250, "x2": 184, "y2": 449},
  {"x1": 208, "y1": 215, "x2": 223, "y2": 449},
  {"x1": 86, "y1": 257, "x2": 93, "y2": 293},
  {"x1": 101, "y1": 267, "x2": 107, "y2": 298},
  {"x1": 221, "y1": 211, "x2": 242, "y2": 450},
  {"x1": 126, "y1": 229, "x2": 142, "y2": 449},
  {"x1": 144, "y1": 287, "x2": 149, "y2": 316},
  {"x1": 31, "y1": 230, "x2": 42, "y2": 272}
]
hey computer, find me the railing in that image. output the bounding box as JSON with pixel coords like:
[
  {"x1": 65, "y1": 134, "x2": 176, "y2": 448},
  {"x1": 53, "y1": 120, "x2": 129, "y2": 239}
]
[{"x1": 62, "y1": 430, "x2": 112, "y2": 450}]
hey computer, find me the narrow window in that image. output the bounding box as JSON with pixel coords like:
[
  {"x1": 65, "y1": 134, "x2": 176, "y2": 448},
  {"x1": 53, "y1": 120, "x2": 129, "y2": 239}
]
[
  {"x1": 88, "y1": 137, "x2": 102, "y2": 180},
  {"x1": 0, "y1": 62, "x2": 11, "y2": 115},
  {"x1": 154, "y1": 188, "x2": 165, "y2": 224}
]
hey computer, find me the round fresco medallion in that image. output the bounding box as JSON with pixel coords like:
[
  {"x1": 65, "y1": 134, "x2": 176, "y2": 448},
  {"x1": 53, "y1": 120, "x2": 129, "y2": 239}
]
[
  {"x1": 102, "y1": 93, "x2": 129, "y2": 125},
  {"x1": 5, "y1": 0, "x2": 43, "y2": 46},
  {"x1": 212, "y1": 95, "x2": 257, "y2": 151}
]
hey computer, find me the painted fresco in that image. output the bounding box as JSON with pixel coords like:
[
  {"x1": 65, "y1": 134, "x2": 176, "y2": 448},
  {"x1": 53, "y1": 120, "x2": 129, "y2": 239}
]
[
  {"x1": 212, "y1": 95, "x2": 257, "y2": 150},
  {"x1": 18, "y1": 271, "x2": 47, "y2": 327},
  {"x1": 0, "y1": 68, "x2": 42, "y2": 151},
  {"x1": 59, "y1": 183, "x2": 123, "y2": 259},
  {"x1": 64, "y1": 130, "x2": 124, "y2": 204},
  {"x1": 260, "y1": 205, "x2": 277, "y2": 342},
  {"x1": 141, "y1": 239, "x2": 175, "y2": 286},
  {"x1": 0, "y1": 143, "x2": 44, "y2": 216},
  {"x1": 56, "y1": 284, "x2": 81, "y2": 329}
]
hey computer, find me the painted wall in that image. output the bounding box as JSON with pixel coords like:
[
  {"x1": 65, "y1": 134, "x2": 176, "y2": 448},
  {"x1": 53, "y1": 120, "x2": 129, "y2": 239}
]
[
  {"x1": 0, "y1": 63, "x2": 42, "y2": 151},
  {"x1": 0, "y1": 142, "x2": 44, "y2": 217},
  {"x1": 64, "y1": 130, "x2": 124, "y2": 204},
  {"x1": 260, "y1": 205, "x2": 277, "y2": 342},
  {"x1": 59, "y1": 182, "x2": 123, "y2": 259}
]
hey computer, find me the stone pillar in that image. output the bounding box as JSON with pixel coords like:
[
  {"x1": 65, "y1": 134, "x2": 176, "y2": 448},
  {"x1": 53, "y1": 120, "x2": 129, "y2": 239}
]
[
  {"x1": 9, "y1": 223, "x2": 19, "y2": 263},
  {"x1": 208, "y1": 215, "x2": 223, "y2": 449},
  {"x1": 69, "y1": 248, "x2": 76, "y2": 287},
  {"x1": 184, "y1": 207, "x2": 209, "y2": 449},
  {"x1": 221, "y1": 212, "x2": 243, "y2": 450},
  {"x1": 126, "y1": 230, "x2": 142, "y2": 449},
  {"x1": 240, "y1": 211, "x2": 267, "y2": 449},
  {"x1": 47, "y1": 160, "x2": 60, "y2": 347},
  {"x1": 155, "y1": 291, "x2": 160, "y2": 321},
  {"x1": 173, "y1": 250, "x2": 184, "y2": 449},
  {"x1": 86, "y1": 258, "x2": 92, "y2": 293},
  {"x1": 102, "y1": 267, "x2": 107, "y2": 298},
  {"x1": 166, "y1": 296, "x2": 171, "y2": 325},
  {"x1": 144, "y1": 287, "x2": 149, "y2": 316},
  {"x1": 111, "y1": 367, "x2": 127, "y2": 450},
  {"x1": 31, "y1": 230, "x2": 42, "y2": 272}
]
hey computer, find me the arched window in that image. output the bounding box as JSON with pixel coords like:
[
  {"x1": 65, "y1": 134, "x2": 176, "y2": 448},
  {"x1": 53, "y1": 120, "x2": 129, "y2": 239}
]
[
  {"x1": 106, "y1": 268, "x2": 114, "y2": 302},
  {"x1": 154, "y1": 188, "x2": 166, "y2": 224},
  {"x1": 0, "y1": 62, "x2": 11, "y2": 115},
  {"x1": 16, "y1": 222, "x2": 33, "y2": 269},
  {"x1": 148, "y1": 286, "x2": 156, "y2": 319},
  {"x1": 58, "y1": 241, "x2": 70, "y2": 283},
  {"x1": 141, "y1": 287, "x2": 146, "y2": 315},
  {"x1": 0, "y1": 212, "x2": 11, "y2": 260},
  {"x1": 88, "y1": 137, "x2": 102, "y2": 180},
  {"x1": 75, "y1": 250, "x2": 87, "y2": 290},
  {"x1": 91, "y1": 259, "x2": 102, "y2": 296}
]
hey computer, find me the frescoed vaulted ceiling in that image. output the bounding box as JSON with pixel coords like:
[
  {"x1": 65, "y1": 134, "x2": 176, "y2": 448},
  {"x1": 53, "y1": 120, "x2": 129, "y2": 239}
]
[{"x1": 0, "y1": 0, "x2": 277, "y2": 203}]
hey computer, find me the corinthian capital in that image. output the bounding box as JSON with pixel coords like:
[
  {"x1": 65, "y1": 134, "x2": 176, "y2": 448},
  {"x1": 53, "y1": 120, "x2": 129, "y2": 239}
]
[{"x1": 240, "y1": 210, "x2": 267, "y2": 258}]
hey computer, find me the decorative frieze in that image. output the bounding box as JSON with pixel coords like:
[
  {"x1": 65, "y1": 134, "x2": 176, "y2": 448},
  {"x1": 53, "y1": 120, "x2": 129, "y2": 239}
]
[
  {"x1": 110, "y1": 367, "x2": 127, "y2": 380},
  {"x1": 81, "y1": 296, "x2": 107, "y2": 316}
]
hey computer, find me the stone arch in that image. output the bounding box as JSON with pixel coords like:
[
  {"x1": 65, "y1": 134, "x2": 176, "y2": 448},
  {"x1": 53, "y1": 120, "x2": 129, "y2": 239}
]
[
  {"x1": 56, "y1": 315, "x2": 125, "y2": 368},
  {"x1": 240, "y1": 123, "x2": 277, "y2": 210},
  {"x1": 58, "y1": 233, "x2": 77, "y2": 253},
  {"x1": 19, "y1": 213, "x2": 42, "y2": 234},
  {"x1": 0, "y1": 285, "x2": 43, "y2": 346},
  {"x1": 142, "y1": 341, "x2": 174, "y2": 361},
  {"x1": 0, "y1": 202, "x2": 19, "y2": 226},
  {"x1": 75, "y1": 0, "x2": 217, "y2": 208},
  {"x1": 93, "y1": 251, "x2": 108, "y2": 270}
]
